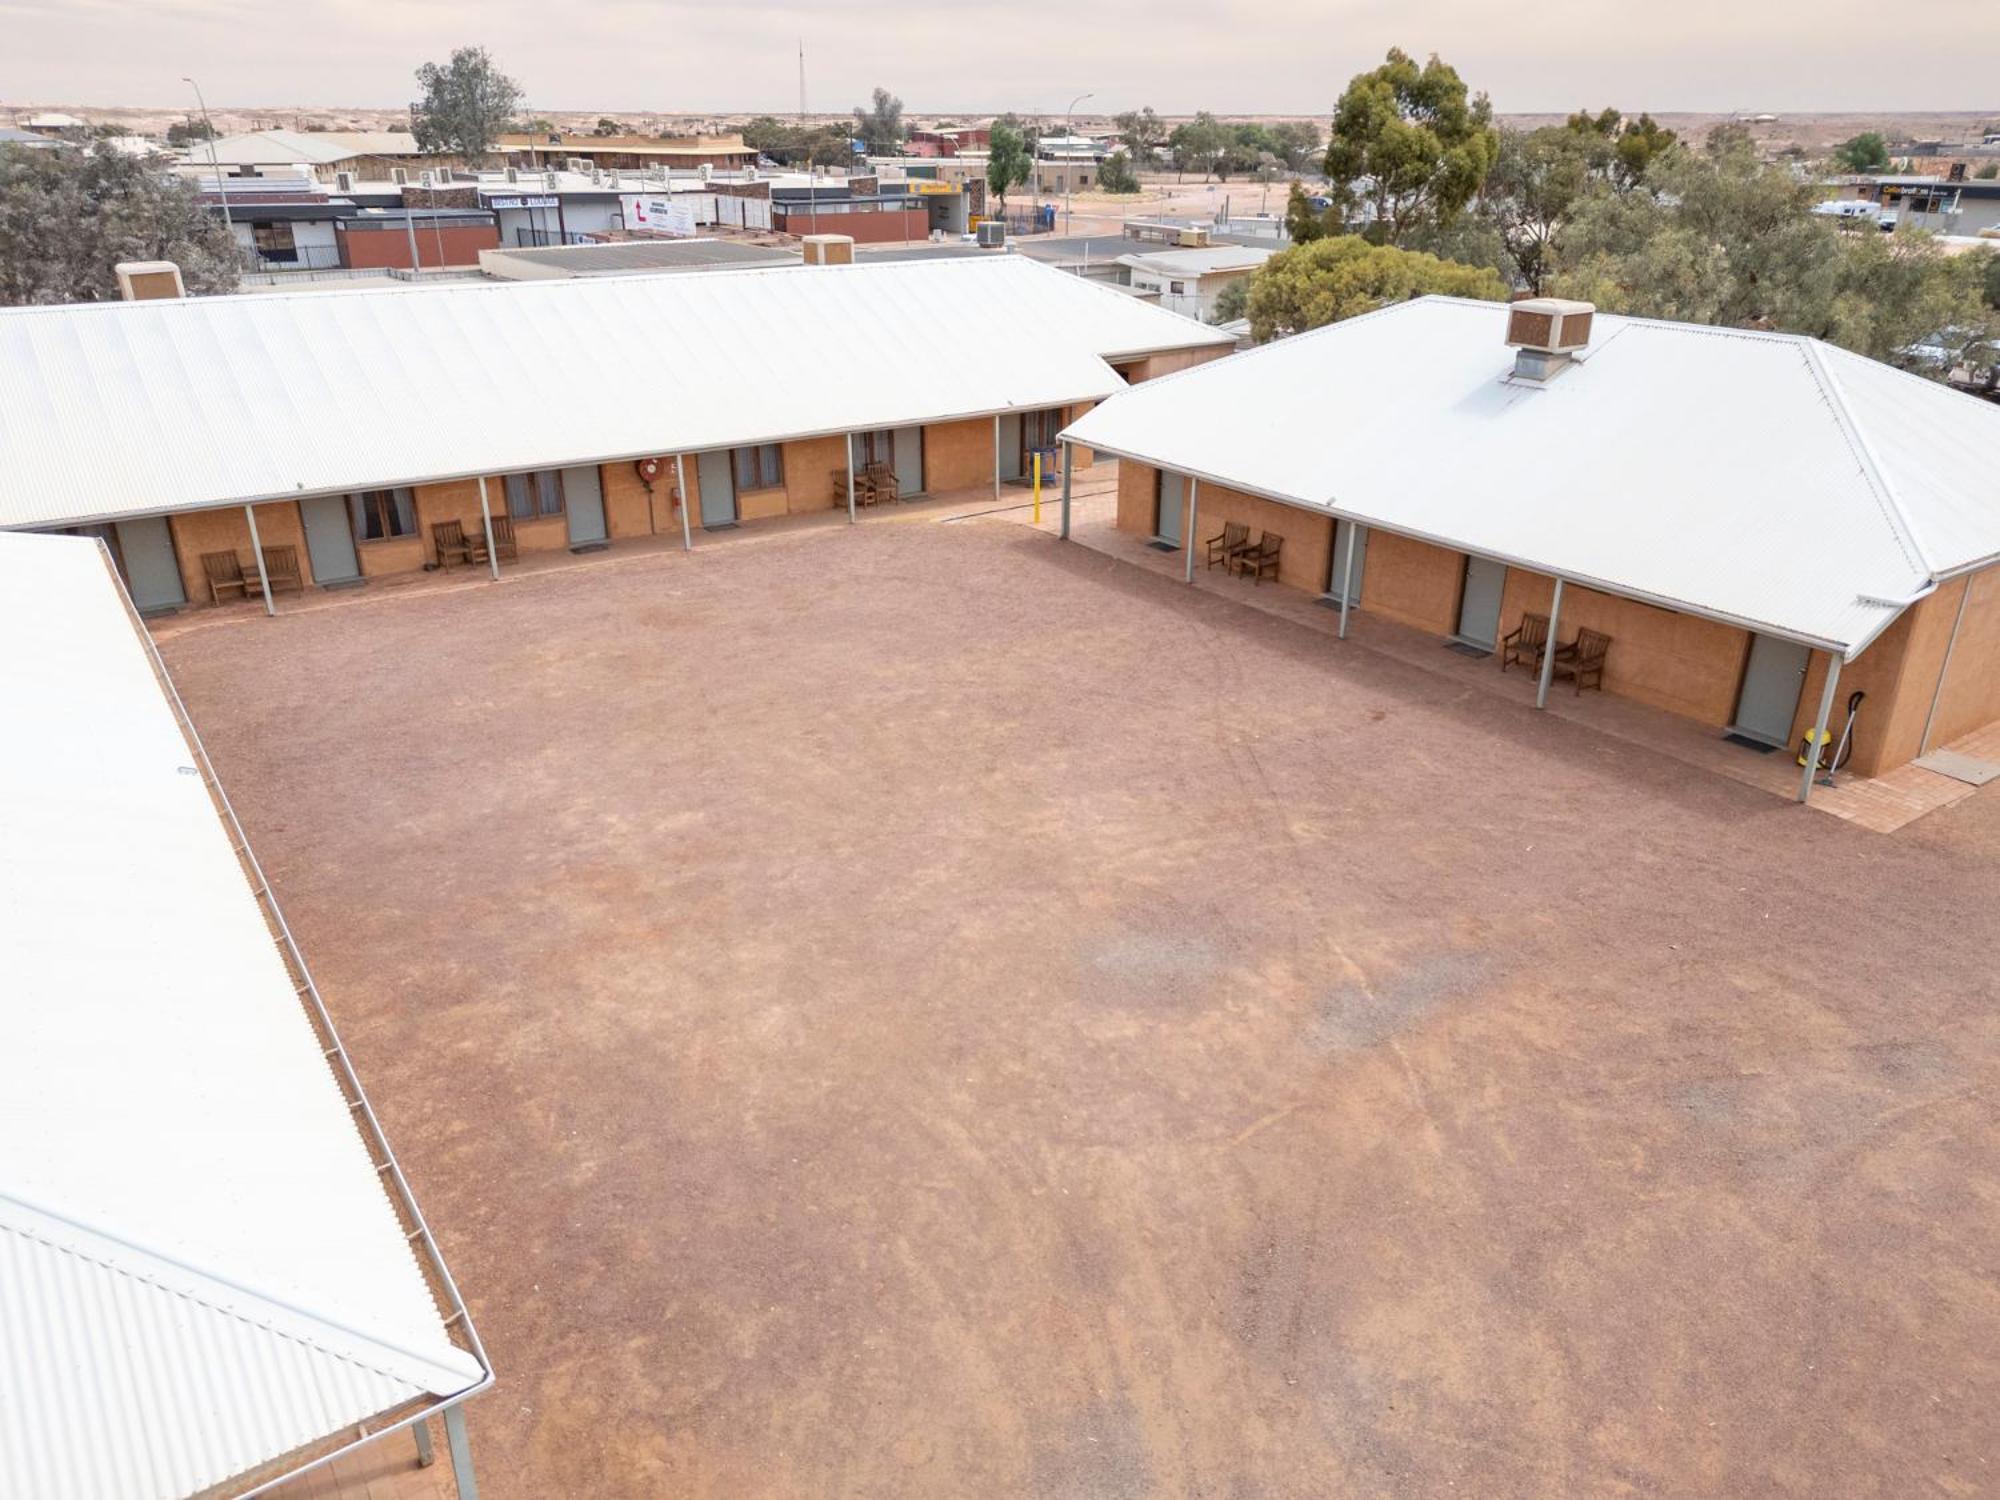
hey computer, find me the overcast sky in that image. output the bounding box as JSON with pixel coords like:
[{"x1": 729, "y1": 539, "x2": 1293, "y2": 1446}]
[{"x1": 4, "y1": 0, "x2": 1997, "y2": 116}]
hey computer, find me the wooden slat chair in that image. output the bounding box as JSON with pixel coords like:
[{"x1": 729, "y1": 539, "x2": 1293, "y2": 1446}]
[
  {"x1": 466, "y1": 514, "x2": 518, "y2": 565},
  {"x1": 1553, "y1": 628, "x2": 1612, "y2": 695},
  {"x1": 432, "y1": 520, "x2": 475, "y2": 569},
  {"x1": 201, "y1": 551, "x2": 251, "y2": 603},
  {"x1": 1205, "y1": 520, "x2": 1250, "y2": 570},
  {"x1": 260, "y1": 544, "x2": 304, "y2": 594},
  {"x1": 1235, "y1": 532, "x2": 1283, "y2": 584},
  {"x1": 833, "y1": 467, "x2": 870, "y2": 509},
  {"x1": 1500, "y1": 613, "x2": 1550, "y2": 674},
  {"x1": 864, "y1": 462, "x2": 900, "y2": 504}
]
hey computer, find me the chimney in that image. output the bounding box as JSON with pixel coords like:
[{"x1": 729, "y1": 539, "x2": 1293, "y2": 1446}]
[
  {"x1": 114, "y1": 261, "x2": 185, "y2": 301},
  {"x1": 1505, "y1": 296, "x2": 1594, "y2": 381},
  {"x1": 801, "y1": 234, "x2": 855, "y2": 266}
]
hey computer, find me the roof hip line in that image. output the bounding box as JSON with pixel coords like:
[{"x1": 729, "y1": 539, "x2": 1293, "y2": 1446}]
[{"x1": 1800, "y1": 337, "x2": 1935, "y2": 577}]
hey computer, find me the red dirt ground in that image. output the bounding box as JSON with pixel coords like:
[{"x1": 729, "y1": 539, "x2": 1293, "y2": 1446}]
[{"x1": 160, "y1": 517, "x2": 2000, "y2": 1498}]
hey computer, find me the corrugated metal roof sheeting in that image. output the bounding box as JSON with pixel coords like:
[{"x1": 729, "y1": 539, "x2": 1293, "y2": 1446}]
[
  {"x1": 0, "y1": 1212, "x2": 425, "y2": 1500},
  {"x1": 0, "y1": 534, "x2": 481, "y2": 1498},
  {"x1": 1062, "y1": 297, "x2": 1997, "y2": 653},
  {"x1": 0, "y1": 256, "x2": 1232, "y2": 531}
]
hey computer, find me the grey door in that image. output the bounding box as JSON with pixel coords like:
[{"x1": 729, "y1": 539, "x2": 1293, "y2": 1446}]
[
  {"x1": 997, "y1": 414, "x2": 1024, "y2": 481},
  {"x1": 1455, "y1": 555, "x2": 1507, "y2": 650},
  {"x1": 1156, "y1": 471, "x2": 1186, "y2": 546},
  {"x1": 563, "y1": 464, "x2": 608, "y2": 545},
  {"x1": 893, "y1": 425, "x2": 925, "y2": 497},
  {"x1": 697, "y1": 450, "x2": 736, "y2": 528},
  {"x1": 114, "y1": 516, "x2": 187, "y2": 611},
  {"x1": 1324, "y1": 520, "x2": 1368, "y2": 605},
  {"x1": 1732, "y1": 633, "x2": 1810, "y2": 746},
  {"x1": 300, "y1": 494, "x2": 360, "y2": 584}
]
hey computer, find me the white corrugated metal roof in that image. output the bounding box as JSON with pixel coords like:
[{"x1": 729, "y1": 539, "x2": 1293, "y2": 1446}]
[
  {"x1": 1114, "y1": 246, "x2": 1274, "y2": 277},
  {"x1": 186, "y1": 129, "x2": 422, "y2": 166},
  {"x1": 1063, "y1": 297, "x2": 2000, "y2": 654},
  {"x1": 0, "y1": 256, "x2": 1230, "y2": 531},
  {"x1": 0, "y1": 533, "x2": 482, "y2": 1499}
]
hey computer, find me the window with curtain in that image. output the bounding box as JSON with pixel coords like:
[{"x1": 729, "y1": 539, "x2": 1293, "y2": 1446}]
[
  {"x1": 348, "y1": 488, "x2": 415, "y2": 540},
  {"x1": 853, "y1": 430, "x2": 894, "y2": 468},
  {"x1": 504, "y1": 470, "x2": 566, "y2": 519},
  {"x1": 732, "y1": 444, "x2": 784, "y2": 491}
]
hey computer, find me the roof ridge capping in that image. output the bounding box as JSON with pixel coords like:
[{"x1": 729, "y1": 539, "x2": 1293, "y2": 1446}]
[
  {"x1": 0, "y1": 1190, "x2": 482, "y2": 1396},
  {"x1": 1799, "y1": 337, "x2": 1936, "y2": 578}
]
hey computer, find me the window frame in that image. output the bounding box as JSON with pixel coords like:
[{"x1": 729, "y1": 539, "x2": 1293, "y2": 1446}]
[
  {"x1": 732, "y1": 444, "x2": 784, "y2": 492},
  {"x1": 348, "y1": 487, "x2": 416, "y2": 541},
  {"x1": 503, "y1": 469, "x2": 567, "y2": 520}
]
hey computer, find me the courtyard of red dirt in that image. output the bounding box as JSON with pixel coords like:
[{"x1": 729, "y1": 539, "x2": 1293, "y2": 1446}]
[{"x1": 160, "y1": 516, "x2": 2000, "y2": 1497}]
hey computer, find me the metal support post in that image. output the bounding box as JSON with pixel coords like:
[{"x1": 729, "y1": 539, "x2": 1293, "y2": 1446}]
[
  {"x1": 675, "y1": 454, "x2": 692, "y2": 551},
  {"x1": 1184, "y1": 478, "x2": 1199, "y2": 584},
  {"x1": 443, "y1": 1405, "x2": 479, "y2": 1500},
  {"x1": 1799, "y1": 655, "x2": 1844, "y2": 804},
  {"x1": 1535, "y1": 577, "x2": 1565, "y2": 709},
  {"x1": 845, "y1": 436, "x2": 857, "y2": 524},
  {"x1": 413, "y1": 1420, "x2": 435, "y2": 1467},
  {"x1": 992, "y1": 415, "x2": 1001, "y2": 501},
  {"x1": 1060, "y1": 442, "x2": 1073, "y2": 540},
  {"x1": 243, "y1": 505, "x2": 274, "y2": 616},
  {"x1": 476, "y1": 476, "x2": 500, "y2": 581},
  {"x1": 1337, "y1": 522, "x2": 1359, "y2": 639},
  {"x1": 1920, "y1": 576, "x2": 1973, "y2": 755}
]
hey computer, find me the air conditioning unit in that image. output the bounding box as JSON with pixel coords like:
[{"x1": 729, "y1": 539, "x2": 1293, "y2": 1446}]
[
  {"x1": 334, "y1": 170, "x2": 355, "y2": 193},
  {"x1": 390, "y1": 167, "x2": 408, "y2": 185},
  {"x1": 566, "y1": 157, "x2": 588, "y2": 174},
  {"x1": 505, "y1": 166, "x2": 520, "y2": 184},
  {"x1": 590, "y1": 167, "x2": 604, "y2": 186},
  {"x1": 543, "y1": 171, "x2": 559, "y2": 192},
  {"x1": 699, "y1": 163, "x2": 712, "y2": 181},
  {"x1": 976, "y1": 220, "x2": 1006, "y2": 248},
  {"x1": 419, "y1": 169, "x2": 436, "y2": 188}
]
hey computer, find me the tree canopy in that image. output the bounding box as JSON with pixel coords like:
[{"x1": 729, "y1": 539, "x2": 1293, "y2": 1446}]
[
  {"x1": 1323, "y1": 48, "x2": 1499, "y2": 243},
  {"x1": 592, "y1": 117, "x2": 626, "y2": 137},
  {"x1": 1096, "y1": 151, "x2": 1140, "y2": 194},
  {"x1": 1114, "y1": 107, "x2": 1166, "y2": 160},
  {"x1": 1834, "y1": 131, "x2": 1891, "y2": 173},
  {"x1": 854, "y1": 87, "x2": 905, "y2": 156},
  {"x1": 1239, "y1": 235, "x2": 1506, "y2": 342},
  {"x1": 1553, "y1": 127, "x2": 1992, "y2": 366},
  {"x1": 165, "y1": 118, "x2": 216, "y2": 148},
  {"x1": 986, "y1": 122, "x2": 1032, "y2": 212},
  {"x1": 1168, "y1": 113, "x2": 1230, "y2": 180},
  {"x1": 411, "y1": 46, "x2": 523, "y2": 162},
  {"x1": 0, "y1": 141, "x2": 240, "y2": 306},
  {"x1": 742, "y1": 116, "x2": 852, "y2": 169}
]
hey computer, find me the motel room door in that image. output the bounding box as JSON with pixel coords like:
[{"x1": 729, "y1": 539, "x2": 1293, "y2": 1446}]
[
  {"x1": 1731, "y1": 633, "x2": 1810, "y2": 747},
  {"x1": 112, "y1": 516, "x2": 187, "y2": 612},
  {"x1": 696, "y1": 450, "x2": 737, "y2": 528},
  {"x1": 1455, "y1": 555, "x2": 1507, "y2": 651},
  {"x1": 300, "y1": 494, "x2": 361, "y2": 585},
  {"x1": 996, "y1": 413, "x2": 1025, "y2": 482},
  {"x1": 1323, "y1": 519, "x2": 1368, "y2": 606},
  {"x1": 892, "y1": 426, "x2": 925, "y2": 497},
  {"x1": 1155, "y1": 471, "x2": 1186, "y2": 547},
  {"x1": 562, "y1": 465, "x2": 608, "y2": 547}
]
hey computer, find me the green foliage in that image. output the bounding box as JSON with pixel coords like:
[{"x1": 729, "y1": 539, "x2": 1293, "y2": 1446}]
[
  {"x1": 1114, "y1": 107, "x2": 1165, "y2": 159},
  {"x1": 1834, "y1": 131, "x2": 1891, "y2": 172},
  {"x1": 592, "y1": 118, "x2": 626, "y2": 137},
  {"x1": 1270, "y1": 120, "x2": 1324, "y2": 174},
  {"x1": 1611, "y1": 113, "x2": 1677, "y2": 188},
  {"x1": 411, "y1": 45, "x2": 523, "y2": 162},
  {"x1": 986, "y1": 122, "x2": 1032, "y2": 212},
  {"x1": 1553, "y1": 128, "x2": 1994, "y2": 368},
  {"x1": 0, "y1": 141, "x2": 241, "y2": 306},
  {"x1": 1983, "y1": 252, "x2": 2000, "y2": 310},
  {"x1": 1324, "y1": 48, "x2": 1499, "y2": 244},
  {"x1": 517, "y1": 118, "x2": 555, "y2": 135},
  {"x1": 165, "y1": 118, "x2": 216, "y2": 148},
  {"x1": 1168, "y1": 112, "x2": 1230, "y2": 180},
  {"x1": 742, "y1": 116, "x2": 851, "y2": 168},
  {"x1": 1976, "y1": 163, "x2": 1999, "y2": 181},
  {"x1": 1211, "y1": 277, "x2": 1249, "y2": 323},
  {"x1": 1241, "y1": 234, "x2": 1507, "y2": 342},
  {"x1": 1482, "y1": 125, "x2": 1608, "y2": 294},
  {"x1": 853, "y1": 87, "x2": 904, "y2": 156},
  {"x1": 1284, "y1": 181, "x2": 1328, "y2": 243},
  {"x1": 1096, "y1": 151, "x2": 1140, "y2": 194}
]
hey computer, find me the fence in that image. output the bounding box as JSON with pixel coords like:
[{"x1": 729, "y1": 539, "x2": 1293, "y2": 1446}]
[
  {"x1": 713, "y1": 196, "x2": 774, "y2": 231},
  {"x1": 244, "y1": 245, "x2": 343, "y2": 272}
]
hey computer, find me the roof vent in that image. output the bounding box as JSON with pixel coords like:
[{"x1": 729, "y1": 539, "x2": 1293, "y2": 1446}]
[{"x1": 1506, "y1": 297, "x2": 1594, "y2": 381}]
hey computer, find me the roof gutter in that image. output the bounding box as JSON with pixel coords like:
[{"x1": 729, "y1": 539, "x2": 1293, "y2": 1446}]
[{"x1": 1061, "y1": 433, "x2": 1877, "y2": 658}]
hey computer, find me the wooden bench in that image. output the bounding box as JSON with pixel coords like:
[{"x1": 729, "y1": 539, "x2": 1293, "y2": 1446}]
[
  {"x1": 1234, "y1": 532, "x2": 1283, "y2": 585},
  {"x1": 1205, "y1": 521, "x2": 1250, "y2": 570},
  {"x1": 432, "y1": 520, "x2": 475, "y2": 569},
  {"x1": 1500, "y1": 613, "x2": 1549, "y2": 674},
  {"x1": 201, "y1": 551, "x2": 250, "y2": 603},
  {"x1": 259, "y1": 544, "x2": 304, "y2": 594},
  {"x1": 1553, "y1": 628, "x2": 1612, "y2": 694},
  {"x1": 467, "y1": 514, "x2": 518, "y2": 565}
]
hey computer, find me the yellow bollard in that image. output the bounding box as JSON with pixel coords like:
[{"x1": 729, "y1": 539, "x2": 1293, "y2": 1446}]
[{"x1": 1032, "y1": 451, "x2": 1042, "y2": 524}]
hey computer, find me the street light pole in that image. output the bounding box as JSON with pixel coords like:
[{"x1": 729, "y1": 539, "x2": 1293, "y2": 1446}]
[
  {"x1": 1063, "y1": 92, "x2": 1093, "y2": 237},
  {"x1": 184, "y1": 78, "x2": 234, "y2": 252}
]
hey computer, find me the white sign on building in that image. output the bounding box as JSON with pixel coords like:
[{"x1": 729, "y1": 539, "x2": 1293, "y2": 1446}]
[{"x1": 620, "y1": 195, "x2": 697, "y2": 238}]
